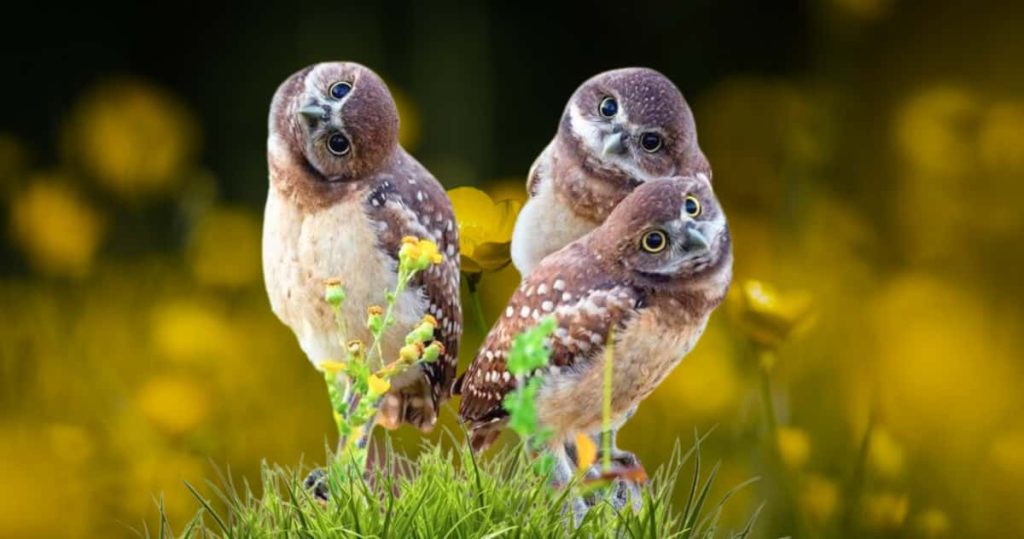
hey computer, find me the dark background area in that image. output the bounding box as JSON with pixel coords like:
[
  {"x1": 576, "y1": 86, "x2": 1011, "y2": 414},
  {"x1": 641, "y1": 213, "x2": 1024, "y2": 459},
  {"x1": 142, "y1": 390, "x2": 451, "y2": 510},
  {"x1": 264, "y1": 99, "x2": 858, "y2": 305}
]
[{"x1": 3, "y1": 0, "x2": 810, "y2": 204}]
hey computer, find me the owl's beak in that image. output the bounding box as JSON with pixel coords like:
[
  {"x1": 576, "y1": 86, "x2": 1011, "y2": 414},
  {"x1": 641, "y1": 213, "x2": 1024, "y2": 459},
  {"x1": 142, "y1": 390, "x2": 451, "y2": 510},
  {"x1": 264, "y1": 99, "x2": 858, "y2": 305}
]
[
  {"x1": 683, "y1": 223, "x2": 709, "y2": 252},
  {"x1": 298, "y1": 104, "x2": 328, "y2": 122},
  {"x1": 603, "y1": 132, "x2": 626, "y2": 156}
]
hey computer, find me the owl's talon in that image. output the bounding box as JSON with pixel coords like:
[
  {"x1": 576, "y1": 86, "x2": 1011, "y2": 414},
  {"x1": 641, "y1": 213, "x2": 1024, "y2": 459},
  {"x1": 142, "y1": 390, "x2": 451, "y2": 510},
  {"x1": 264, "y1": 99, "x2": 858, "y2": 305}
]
[{"x1": 607, "y1": 478, "x2": 644, "y2": 512}]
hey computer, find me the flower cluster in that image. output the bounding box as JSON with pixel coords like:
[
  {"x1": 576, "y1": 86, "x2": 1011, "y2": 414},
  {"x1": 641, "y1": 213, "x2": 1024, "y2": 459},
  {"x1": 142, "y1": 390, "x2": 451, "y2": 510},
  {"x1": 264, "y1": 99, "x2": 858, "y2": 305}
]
[{"x1": 319, "y1": 238, "x2": 446, "y2": 473}]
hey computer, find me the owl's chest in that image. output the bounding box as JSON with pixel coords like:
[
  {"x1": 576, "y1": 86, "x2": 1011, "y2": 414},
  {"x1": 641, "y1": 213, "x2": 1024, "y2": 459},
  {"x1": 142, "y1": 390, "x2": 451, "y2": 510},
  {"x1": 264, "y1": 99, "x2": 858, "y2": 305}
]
[
  {"x1": 536, "y1": 307, "x2": 708, "y2": 436},
  {"x1": 611, "y1": 308, "x2": 708, "y2": 407},
  {"x1": 263, "y1": 189, "x2": 424, "y2": 365},
  {"x1": 511, "y1": 175, "x2": 597, "y2": 274}
]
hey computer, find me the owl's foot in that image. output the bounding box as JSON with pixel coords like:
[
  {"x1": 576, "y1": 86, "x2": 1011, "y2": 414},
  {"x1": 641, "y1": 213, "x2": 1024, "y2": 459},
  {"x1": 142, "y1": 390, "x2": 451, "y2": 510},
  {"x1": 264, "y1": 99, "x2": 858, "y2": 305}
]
[
  {"x1": 377, "y1": 377, "x2": 438, "y2": 433},
  {"x1": 581, "y1": 450, "x2": 647, "y2": 512},
  {"x1": 607, "y1": 477, "x2": 644, "y2": 512}
]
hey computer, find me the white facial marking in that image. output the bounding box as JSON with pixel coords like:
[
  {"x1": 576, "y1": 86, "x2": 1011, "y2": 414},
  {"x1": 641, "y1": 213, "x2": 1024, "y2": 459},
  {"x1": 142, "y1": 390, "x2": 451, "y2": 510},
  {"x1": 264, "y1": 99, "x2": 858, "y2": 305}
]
[{"x1": 568, "y1": 102, "x2": 653, "y2": 182}]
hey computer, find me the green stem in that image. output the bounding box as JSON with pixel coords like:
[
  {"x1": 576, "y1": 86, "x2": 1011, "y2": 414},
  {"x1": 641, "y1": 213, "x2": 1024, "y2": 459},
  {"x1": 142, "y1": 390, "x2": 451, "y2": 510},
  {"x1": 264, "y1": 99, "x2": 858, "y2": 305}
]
[
  {"x1": 757, "y1": 347, "x2": 810, "y2": 537},
  {"x1": 465, "y1": 274, "x2": 489, "y2": 336},
  {"x1": 602, "y1": 331, "x2": 614, "y2": 473},
  {"x1": 842, "y1": 406, "x2": 876, "y2": 538},
  {"x1": 369, "y1": 269, "x2": 414, "y2": 366},
  {"x1": 759, "y1": 363, "x2": 778, "y2": 438}
]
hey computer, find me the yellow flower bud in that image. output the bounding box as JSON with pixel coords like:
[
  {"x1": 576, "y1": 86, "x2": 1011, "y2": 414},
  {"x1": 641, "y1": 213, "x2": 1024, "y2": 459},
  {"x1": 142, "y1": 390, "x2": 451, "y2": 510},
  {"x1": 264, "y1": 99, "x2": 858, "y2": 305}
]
[
  {"x1": 399, "y1": 343, "x2": 421, "y2": 362},
  {"x1": 776, "y1": 427, "x2": 811, "y2": 469},
  {"x1": 862, "y1": 492, "x2": 909, "y2": 531},
  {"x1": 798, "y1": 474, "x2": 840, "y2": 526},
  {"x1": 727, "y1": 279, "x2": 814, "y2": 349},
  {"x1": 324, "y1": 277, "x2": 346, "y2": 307},
  {"x1": 367, "y1": 375, "x2": 391, "y2": 397},
  {"x1": 319, "y1": 360, "x2": 347, "y2": 376},
  {"x1": 913, "y1": 508, "x2": 951, "y2": 538}
]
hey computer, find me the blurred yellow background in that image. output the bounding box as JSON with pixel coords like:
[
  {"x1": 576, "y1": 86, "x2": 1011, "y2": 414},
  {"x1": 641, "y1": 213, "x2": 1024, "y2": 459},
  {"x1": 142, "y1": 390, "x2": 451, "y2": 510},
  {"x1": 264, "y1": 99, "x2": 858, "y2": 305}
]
[{"x1": 1, "y1": 1, "x2": 1023, "y2": 537}]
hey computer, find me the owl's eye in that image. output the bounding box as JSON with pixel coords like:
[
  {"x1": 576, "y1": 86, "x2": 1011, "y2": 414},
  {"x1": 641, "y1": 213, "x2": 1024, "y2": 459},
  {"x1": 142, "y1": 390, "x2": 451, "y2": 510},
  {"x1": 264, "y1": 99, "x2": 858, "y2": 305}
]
[
  {"x1": 329, "y1": 82, "x2": 352, "y2": 99},
  {"x1": 640, "y1": 132, "x2": 663, "y2": 152},
  {"x1": 327, "y1": 133, "x2": 351, "y2": 155},
  {"x1": 640, "y1": 229, "x2": 668, "y2": 253},
  {"x1": 684, "y1": 195, "x2": 701, "y2": 217},
  {"x1": 599, "y1": 97, "x2": 618, "y2": 118}
]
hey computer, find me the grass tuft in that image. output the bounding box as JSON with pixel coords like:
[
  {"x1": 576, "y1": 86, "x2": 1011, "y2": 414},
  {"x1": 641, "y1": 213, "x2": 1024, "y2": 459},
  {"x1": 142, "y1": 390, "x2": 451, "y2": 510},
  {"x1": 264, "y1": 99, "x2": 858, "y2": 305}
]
[{"x1": 157, "y1": 435, "x2": 759, "y2": 539}]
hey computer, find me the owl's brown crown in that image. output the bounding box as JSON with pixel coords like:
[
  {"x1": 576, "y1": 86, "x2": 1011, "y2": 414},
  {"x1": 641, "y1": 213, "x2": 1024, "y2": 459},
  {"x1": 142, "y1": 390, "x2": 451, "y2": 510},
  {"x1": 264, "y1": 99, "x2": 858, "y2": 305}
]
[
  {"x1": 558, "y1": 67, "x2": 710, "y2": 181},
  {"x1": 269, "y1": 62, "x2": 400, "y2": 183}
]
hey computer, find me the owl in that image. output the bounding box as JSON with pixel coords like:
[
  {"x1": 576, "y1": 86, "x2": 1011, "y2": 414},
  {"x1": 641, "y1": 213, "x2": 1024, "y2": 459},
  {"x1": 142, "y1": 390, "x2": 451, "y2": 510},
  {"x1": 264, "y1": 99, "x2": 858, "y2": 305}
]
[
  {"x1": 460, "y1": 176, "x2": 731, "y2": 488},
  {"x1": 263, "y1": 62, "x2": 461, "y2": 432},
  {"x1": 511, "y1": 67, "x2": 711, "y2": 276}
]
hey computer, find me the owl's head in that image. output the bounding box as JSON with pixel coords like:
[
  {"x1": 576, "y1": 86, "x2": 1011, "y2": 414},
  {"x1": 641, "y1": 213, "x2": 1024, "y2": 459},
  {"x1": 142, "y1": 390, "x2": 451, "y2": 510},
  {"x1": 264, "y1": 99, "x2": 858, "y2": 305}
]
[
  {"x1": 597, "y1": 176, "x2": 730, "y2": 285},
  {"x1": 561, "y1": 67, "x2": 709, "y2": 182},
  {"x1": 269, "y1": 62, "x2": 399, "y2": 182}
]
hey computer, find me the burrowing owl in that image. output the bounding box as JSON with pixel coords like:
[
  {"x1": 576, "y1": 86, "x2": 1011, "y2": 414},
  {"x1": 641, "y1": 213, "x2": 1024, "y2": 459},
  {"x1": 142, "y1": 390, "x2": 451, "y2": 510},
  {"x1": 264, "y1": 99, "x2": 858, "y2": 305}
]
[
  {"x1": 461, "y1": 176, "x2": 731, "y2": 488},
  {"x1": 511, "y1": 67, "x2": 711, "y2": 276},
  {"x1": 263, "y1": 62, "x2": 461, "y2": 431}
]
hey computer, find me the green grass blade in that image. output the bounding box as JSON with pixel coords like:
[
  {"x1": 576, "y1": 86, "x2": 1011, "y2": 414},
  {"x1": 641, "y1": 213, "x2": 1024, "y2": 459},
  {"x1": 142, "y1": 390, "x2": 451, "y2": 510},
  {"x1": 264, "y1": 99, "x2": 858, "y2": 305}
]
[{"x1": 183, "y1": 480, "x2": 230, "y2": 536}]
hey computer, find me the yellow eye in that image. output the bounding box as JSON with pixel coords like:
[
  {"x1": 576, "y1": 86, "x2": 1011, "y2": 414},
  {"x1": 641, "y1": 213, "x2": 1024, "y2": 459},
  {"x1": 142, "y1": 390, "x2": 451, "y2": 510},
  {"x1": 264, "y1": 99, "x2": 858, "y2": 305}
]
[
  {"x1": 640, "y1": 229, "x2": 668, "y2": 253},
  {"x1": 684, "y1": 195, "x2": 701, "y2": 217}
]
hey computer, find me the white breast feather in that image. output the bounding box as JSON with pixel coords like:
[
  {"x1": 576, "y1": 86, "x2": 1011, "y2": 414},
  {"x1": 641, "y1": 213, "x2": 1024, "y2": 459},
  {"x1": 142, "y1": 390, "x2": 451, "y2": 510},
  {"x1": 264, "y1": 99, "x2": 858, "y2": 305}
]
[
  {"x1": 263, "y1": 188, "x2": 426, "y2": 368},
  {"x1": 511, "y1": 173, "x2": 596, "y2": 276}
]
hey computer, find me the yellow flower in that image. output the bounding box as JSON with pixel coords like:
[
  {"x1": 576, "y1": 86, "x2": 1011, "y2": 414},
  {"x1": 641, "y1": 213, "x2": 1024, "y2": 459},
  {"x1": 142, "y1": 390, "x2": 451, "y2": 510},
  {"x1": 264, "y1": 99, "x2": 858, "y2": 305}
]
[
  {"x1": 913, "y1": 508, "x2": 951, "y2": 538},
  {"x1": 187, "y1": 206, "x2": 262, "y2": 287},
  {"x1": 63, "y1": 77, "x2": 199, "y2": 198},
  {"x1": 868, "y1": 428, "x2": 905, "y2": 480},
  {"x1": 776, "y1": 427, "x2": 811, "y2": 469},
  {"x1": 870, "y1": 274, "x2": 1016, "y2": 444},
  {"x1": 367, "y1": 374, "x2": 391, "y2": 397},
  {"x1": 727, "y1": 279, "x2": 814, "y2": 349},
  {"x1": 136, "y1": 376, "x2": 210, "y2": 435},
  {"x1": 320, "y1": 360, "x2": 348, "y2": 376},
  {"x1": 894, "y1": 86, "x2": 979, "y2": 178},
  {"x1": 448, "y1": 186, "x2": 522, "y2": 273},
  {"x1": 862, "y1": 491, "x2": 909, "y2": 530},
  {"x1": 399, "y1": 236, "x2": 443, "y2": 269},
  {"x1": 9, "y1": 175, "x2": 106, "y2": 277},
  {"x1": 150, "y1": 299, "x2": 236, "y2": 364},
  {"x1": 798, "y1": 474, "x2": 840, "y2": 526},
  {"x1": 0, "y1": 430, "x2": 94, "y2": 536}
]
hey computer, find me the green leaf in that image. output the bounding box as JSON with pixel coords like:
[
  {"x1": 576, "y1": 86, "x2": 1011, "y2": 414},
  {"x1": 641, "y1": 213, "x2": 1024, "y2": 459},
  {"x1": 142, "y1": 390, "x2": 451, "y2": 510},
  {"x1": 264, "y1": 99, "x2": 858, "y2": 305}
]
[{"x1": 506, "y1": 317, "x2": 556, "y2": 375}]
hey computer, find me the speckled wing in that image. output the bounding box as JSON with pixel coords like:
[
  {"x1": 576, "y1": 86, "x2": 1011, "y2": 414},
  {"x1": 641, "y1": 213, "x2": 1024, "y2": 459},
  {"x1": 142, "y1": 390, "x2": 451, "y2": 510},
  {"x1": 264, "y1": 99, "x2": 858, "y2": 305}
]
[
  {"x1": 459, "y1": 243, "x2": 640, "y2": 439},
  {"x1": 364, "y1": 152, "x2": 462, "y2": 410}
]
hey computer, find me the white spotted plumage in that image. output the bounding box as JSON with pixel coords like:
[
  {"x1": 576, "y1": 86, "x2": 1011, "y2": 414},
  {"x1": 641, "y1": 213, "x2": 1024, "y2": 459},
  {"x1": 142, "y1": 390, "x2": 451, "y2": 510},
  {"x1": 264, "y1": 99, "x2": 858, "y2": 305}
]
[{"x1": 460, "y1": 177, "x2": 732, "y2": 460}]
